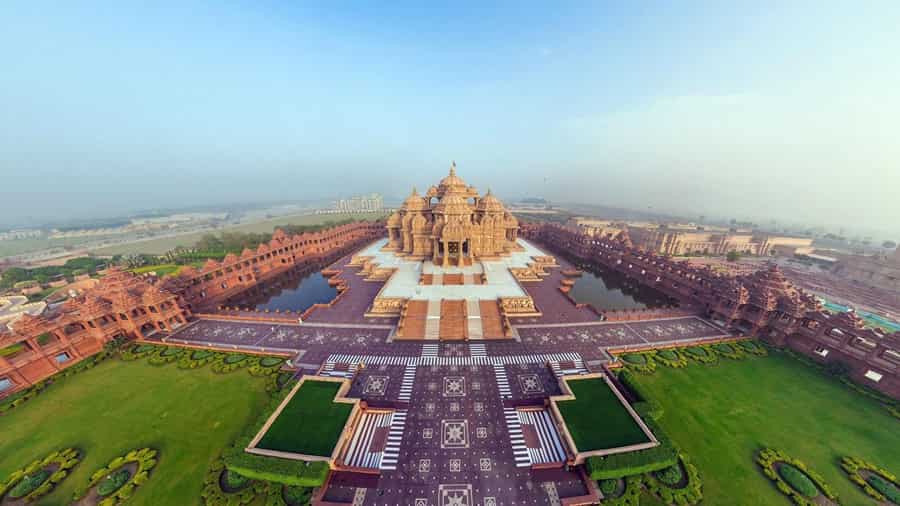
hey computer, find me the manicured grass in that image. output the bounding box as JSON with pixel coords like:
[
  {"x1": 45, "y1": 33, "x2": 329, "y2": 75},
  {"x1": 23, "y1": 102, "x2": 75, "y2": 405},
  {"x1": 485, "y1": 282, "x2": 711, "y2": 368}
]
[
  {"x1": 0, "y1": 358, "x2": 269, "y2": 506},
  {"x1": 557, "y1": 377, "x2": 650, "y2": 451},
  {"x1": 256, "y1": 380, "x2": 352, "y2": 457},
  {"x1": 632, "y1": 354, "x2": 900, "y2": 505}
]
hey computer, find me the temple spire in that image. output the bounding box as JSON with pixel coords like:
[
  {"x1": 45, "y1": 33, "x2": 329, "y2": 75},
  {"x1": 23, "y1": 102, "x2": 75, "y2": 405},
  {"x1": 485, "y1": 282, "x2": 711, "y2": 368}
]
[{"x1": 450, "y1": 160, "x2": 456, "y2": 176}]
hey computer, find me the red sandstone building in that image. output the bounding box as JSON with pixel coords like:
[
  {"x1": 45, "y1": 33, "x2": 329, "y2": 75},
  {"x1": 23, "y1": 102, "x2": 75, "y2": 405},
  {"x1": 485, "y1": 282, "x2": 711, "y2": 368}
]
[
  {"x1": 0, "y1": 221, "x2": 384, "y2": 397},
  {"x1": 523, "y1": 222, "x2": 900, "y2": 398}
]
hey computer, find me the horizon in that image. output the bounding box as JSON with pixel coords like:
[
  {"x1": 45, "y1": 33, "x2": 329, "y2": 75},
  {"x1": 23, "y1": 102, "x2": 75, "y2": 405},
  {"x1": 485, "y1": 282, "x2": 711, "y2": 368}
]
[{"x1": 1, "y1": 1, "x2": 898, "y2": 238}]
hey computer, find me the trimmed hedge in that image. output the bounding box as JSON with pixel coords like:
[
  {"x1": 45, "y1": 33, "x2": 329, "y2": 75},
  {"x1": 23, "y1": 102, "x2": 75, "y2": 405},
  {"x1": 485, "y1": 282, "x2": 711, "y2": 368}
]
[
  {"x1": 654, "y1": 463, "x2": 683, "y2": 486},
  {"x1": 586, "y1": 416, "x2": 677, "y2": 480},
  {"x1": 868, "y1": 474, "x2": 900, "y2": 504},
  {"x1": 97, "y1": 468, "x2": 132, "y2": 497},
  {"x1": 841, "y1": 455, "x2": 900, "y2": 503},
  {"x1": 200, "y1": 457, "x2": 313, "y2": 506},
  {"x1": 283, "y1": 485, "x2": 312, "y2": 505},
  {"x1": 600, "y1": 475, "x2": 643, "y2": 506},
  {"x1": 259, "y1": 357, "x2": 284, "y2": 368},
  {"x1": 713, "y1": 342, "x2": 746, "y2": 360},
  {"x1": 778, "y1": 464, "x2": 818, "y2": 498},
  {"x1": 619, "y1": 370, "x2": 663, "y2": 421},
  {"x1": 619, "y1": 352, "x2": 657, "y2": 374},
  {"x1": 0, "y1": 447, "x2": 81, "y2": 502},
  {"x1": 738, "y1": 339, "x2": 768, "y2": 356},
  {"x1": 683, "y1": 345, "x2": 718, "y2": 364},
  {"x1": 756, "y1": 448, "x2": 838, "y2": 505},
  {"x1": 653, "y1": 348, "x2": 689, "y2": 368},
  {"x1": 73, "y1": 447, "x2": 158, "y2": 504},
  {"x1": 599, "y1": 478, "x2": 619, "y2": 496}
]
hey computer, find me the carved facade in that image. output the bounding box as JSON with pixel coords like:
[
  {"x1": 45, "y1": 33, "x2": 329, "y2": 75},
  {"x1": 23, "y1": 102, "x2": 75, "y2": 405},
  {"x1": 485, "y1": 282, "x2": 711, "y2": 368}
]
[
  {"x1": 385, "y1": 163, "x2": 519, "y2": 266},
  {"x1": 523, "y1": 222, "x2": 900, "y2": 399}
]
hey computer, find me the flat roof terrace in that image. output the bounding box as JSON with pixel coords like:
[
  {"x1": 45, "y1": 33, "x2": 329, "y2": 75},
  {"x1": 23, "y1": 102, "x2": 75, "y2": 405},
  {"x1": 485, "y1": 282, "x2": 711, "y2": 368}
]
[{"x1": 354, "y1": 237, "x2": 549, "y2": 301}]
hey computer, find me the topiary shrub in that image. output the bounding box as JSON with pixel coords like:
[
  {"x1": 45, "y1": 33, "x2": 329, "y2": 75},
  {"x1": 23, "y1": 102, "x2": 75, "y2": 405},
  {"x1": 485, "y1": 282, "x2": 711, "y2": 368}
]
[
  {"x1": 619, "y1": 352, "x2": 657, "y2": 373},
  {"x1": 74, "y1": 447, "x2": 158, "y2": 504},
  {"x1": 599, "y1": 478, "x2": 619, "y2": 496},
  {"x1": 0, "y1": 447, "x2": 80, "y2": 502},
  {"x1": 655, "y1": 463, "x2": 684, "y2": 486},
  {"x1": 259, "y1": 357, "x2": 284, "y2": 368},
  {"x1": 756, "y1": 448, "x2": 837, "y2": 505},
  {"x1": 601, "y1": 475, "x2": 642, "y2": 506},
  {"x1": 6, "y1": 470, "x2": 50, "y2": 498},
  {"x1": 654, "y1": 348, "x2": 689, "y2": 368},
  {"x1": 778, "y1": 464, "x2": 818, "y2": 498},
  {"x1": 684, "y1": 346, "x2": 718, "y2": 364},
  {"x1": 225, "y1": 353, "x2": 248, "y2": 364},
  {"x1": 282, "y1": 485, "x2": 312, "y2": 505},
  {"x1": 645, "y1": 454, "x2": 703, "y2": 505},
  {"x1": 841, "y1": 456, "x2": 900, "y2": 503},
  {"x1": 713, "y1": 342, "x2": 746, "y2": 360},
  {"x1": 97, "y1": 468, "x2": 132, "y2": 496},
  {"x1": 738, "y1": 339, "x2": 768, "y2": 356}
]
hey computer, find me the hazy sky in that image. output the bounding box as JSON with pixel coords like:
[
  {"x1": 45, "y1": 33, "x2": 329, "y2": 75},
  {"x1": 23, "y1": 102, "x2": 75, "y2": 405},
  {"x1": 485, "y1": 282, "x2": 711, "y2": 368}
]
[{"x1": 1, "y1": 2, "x2": 898, "y2": 236}]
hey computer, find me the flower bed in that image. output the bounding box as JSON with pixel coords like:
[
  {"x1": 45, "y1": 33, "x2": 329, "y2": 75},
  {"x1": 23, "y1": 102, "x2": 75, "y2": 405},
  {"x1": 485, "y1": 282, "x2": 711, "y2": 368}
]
[
  {"x1": 756, "y1": 448, "x2": 838, "y2": 505},
  {"x1": 683, "y1": 345, "x2": 718, "y2": 364},
  {"x1": 653, "y1": 348, "x2": 689, "y2": 368},
  {"x1": 201, "y1": 457, "x2": 312, "y2": 506},
  {"x1": 840, "y1": 456, "x2": 900, "y2": 504},
  {"x1": 73, "y1": 447, "x2": 158, "y2": 505},
  {"x1": 619, "y1": 352, "x2": 657, "y2": 374},
  {"x1": 712, "y1": 342, "x2": 746, "y2": 360},
  {"x1": 0, "y1": 447, "x2": 81, "y2": 502}
]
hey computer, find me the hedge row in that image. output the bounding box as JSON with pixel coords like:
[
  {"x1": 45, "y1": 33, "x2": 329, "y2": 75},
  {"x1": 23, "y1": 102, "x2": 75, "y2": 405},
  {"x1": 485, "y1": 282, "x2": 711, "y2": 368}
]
[
  {"x1": 221, "y1": 389, "x2": 328, "y2": 488},
  {"x1": 73, "y1": 447, "x2": 159, "y2": 505},
  {"x1": 840, "y1": 456, "x2": 900, "y2": 504},
  {"x1": 618, "y1": 370, "x2": 663, "y2": 421},
  {"x1": 600, "y1": 475, "x2": 643, "y2": 505},
  {"x1": 0, "y1": 448, "x2": 81, "y2": 502},
  {"x1": 619, "y1": 352, "x2": 657, "y2": 374},
  {"x1": 201, "y1": 458, "x2": 278, "y2": 506},
  {"x1": 586, "y1": 415, "x2": 678, "y2": 480},
  {"x1": 756, "y1": 448, "x2": 838, "y2": 506},
  {"x1": 712, "y1": 342, "x2": 746, "y2": 360},
  {"x1": 653, "y1": 348, "x2": 689, "y2": 368}
]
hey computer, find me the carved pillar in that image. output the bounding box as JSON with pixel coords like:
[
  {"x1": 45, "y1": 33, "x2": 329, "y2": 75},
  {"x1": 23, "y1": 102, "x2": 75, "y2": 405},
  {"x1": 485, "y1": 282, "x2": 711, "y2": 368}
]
[
  {"x1": 458, "y1": 241, "x2": 465, "y2": 267},
  {"x1": 442, "y1": 241, "x2": 449, "y2": 267}
]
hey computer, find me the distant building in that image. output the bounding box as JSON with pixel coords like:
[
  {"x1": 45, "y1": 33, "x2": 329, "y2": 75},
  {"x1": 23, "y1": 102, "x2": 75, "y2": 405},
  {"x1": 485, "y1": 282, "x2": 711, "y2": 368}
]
[
  {"x1": 832, "y1": 247, "x2": 900, "y2": 292},
  {"x1": 567, "y1": 217, "x2": 814, "y2": 256},
  {"x1": 333, "y1": 193, "x2": 384, "y2": 213}
]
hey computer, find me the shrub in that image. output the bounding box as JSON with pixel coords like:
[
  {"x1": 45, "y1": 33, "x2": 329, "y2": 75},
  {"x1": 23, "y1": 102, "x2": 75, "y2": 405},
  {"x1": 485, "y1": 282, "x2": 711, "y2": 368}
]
[
  {"x1": 97, "y1": 468, "x2": 132, "y2": 496},
  {"x1": 599, "y1": 478, "x2": 619, "y2": 496},
  {"x1": 713, "y1": 342, "x2": 746, "y2": 359},
  {"x1": 655, "y1": 463, "x2": 684, "y2": 486},
  {"x1": 867, "y1": 474, "x2": 900, "y2": 504},
  {"x1": 223, "y1": 469, "x2": 251, "y2": 490},
  {"x1": 684, "y1": 346, "x2": 718, "y2": 363},
  {"x1": 619, "y1": 352, "x2": 656, "y2": 373},
  {"x1": 778, "y1": 464, "x2": 818, "y2": 498},
  {"x1": 622, "y1": 354, "x2": 646, "y2": 365},
  {"x1": 192, "y1": 350, "x2": 215, "y2": 360},
  {"x1": 259, "y1": 357, "x2": 284, "y2": 368},
  {"x1": 587, "y1": 417, "x2": 677, "y2": 480},
  {"x1": 225, "y1": 353, "x2": 248, "y2": 364},
  {"x1": 283, "y1": 485, "x2": 313, "y2": 505},
  {"x1": 7, "y1": 470, "x2": 50, "y2": 498},
  {"x1": 756, "y1": 448, "x2": 837, "y2": 505},
  {"x1": 738, "y1": 339, "x2": 768, "y2": 356},
  {"x1": 841, "y1": 456, "x2": 900, "y2": 503}
]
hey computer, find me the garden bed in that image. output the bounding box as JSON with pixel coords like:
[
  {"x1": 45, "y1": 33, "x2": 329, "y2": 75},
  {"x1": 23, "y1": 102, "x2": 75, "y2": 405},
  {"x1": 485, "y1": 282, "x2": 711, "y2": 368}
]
[{"x1": 557, "y1": 376, "x2": 652, "y2": 452}]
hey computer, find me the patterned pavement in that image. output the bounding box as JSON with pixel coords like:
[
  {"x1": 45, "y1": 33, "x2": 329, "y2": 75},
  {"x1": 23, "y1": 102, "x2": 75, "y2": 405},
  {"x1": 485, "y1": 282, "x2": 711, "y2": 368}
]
[{"x1": 153, "y1": 249, "x2": 738, "y2": 505}]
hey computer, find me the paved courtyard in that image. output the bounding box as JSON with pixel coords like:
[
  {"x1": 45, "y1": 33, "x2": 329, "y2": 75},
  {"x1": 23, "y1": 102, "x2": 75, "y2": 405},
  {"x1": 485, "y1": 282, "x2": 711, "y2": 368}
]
[{"x1": 154, "y1": 246, "x2": 734, "y2": 505}]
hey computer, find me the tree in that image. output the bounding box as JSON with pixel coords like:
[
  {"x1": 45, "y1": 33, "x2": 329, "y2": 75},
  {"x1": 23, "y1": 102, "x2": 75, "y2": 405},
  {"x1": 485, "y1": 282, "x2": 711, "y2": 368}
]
[{"x1": 726, "y1": 251, "x2": 741, "y2": 262}]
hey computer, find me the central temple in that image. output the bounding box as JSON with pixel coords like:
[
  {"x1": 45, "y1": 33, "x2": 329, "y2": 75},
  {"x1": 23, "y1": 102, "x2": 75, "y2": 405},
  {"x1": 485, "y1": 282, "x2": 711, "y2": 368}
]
[
  {"x1": 384, "y1": 161, "x2": 521, "y2": 264},
  {"x1": 353, "y1": 163, "x2": 550, "y2": 339}
]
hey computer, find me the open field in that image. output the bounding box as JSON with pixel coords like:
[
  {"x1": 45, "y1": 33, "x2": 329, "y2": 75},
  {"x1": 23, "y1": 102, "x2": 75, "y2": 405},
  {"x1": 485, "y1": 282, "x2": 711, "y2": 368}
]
[
  {"x1": 557, "y1": 377, "x2": 649, "y2": 451},
  {"x1": 0, "y1": 359, "x2": 269, "y2": 506},
  {"x1": 632, "y1": 353, "x2": 900, "y2": 505},
  {"x1": 256, "y1": 380, "x2": 352, "y2": 457},
  {"x1": 88, "y1": 212, "x2": 387, "y2": 256}
]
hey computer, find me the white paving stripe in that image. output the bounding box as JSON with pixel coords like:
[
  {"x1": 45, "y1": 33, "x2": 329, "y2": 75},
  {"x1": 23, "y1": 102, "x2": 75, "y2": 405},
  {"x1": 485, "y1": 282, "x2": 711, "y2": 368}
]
[
  {"x1": 518, "y1": 409, "x2": 567, "y2": 464},
  {"x1": 398, "y1": 363, "x2": 417, "y2": 402},
  {"x1": 380, "y1": 410, "x2": 407, "y2": 470},
  {"x1": 504, "y1": 408, "x2": 532, "y2": 468},
  {"x1": 322, "y1": 351, "x2": 585, "y2": 368},
  {"x1": 344, "y1": 411, "x2": 392, "y2": 469},
  {"x1": 494, "y1": 363, "x2": 512, "y2": 399}
]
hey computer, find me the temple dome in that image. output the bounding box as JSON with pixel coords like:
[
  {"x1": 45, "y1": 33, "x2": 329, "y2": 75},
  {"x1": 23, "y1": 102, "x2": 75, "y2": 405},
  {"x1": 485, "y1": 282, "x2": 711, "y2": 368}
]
[
  {"x1": 477, "y1": 189, "x2": 505, "y2": 213},
  {"x1": 402, "y1": 188, "x2": 428, "y2": 211},
  {"x1": 435, "y1": 193, "x2": 471, "y2": 215}
]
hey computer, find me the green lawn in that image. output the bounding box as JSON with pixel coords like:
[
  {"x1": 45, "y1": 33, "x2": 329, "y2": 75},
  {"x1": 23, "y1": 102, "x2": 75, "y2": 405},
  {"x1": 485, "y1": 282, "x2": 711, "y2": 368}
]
[
  {"x1": 0, "y1": 359, "x2": 269, "y2": 505},
  {"x1": 632, "y1": 353, "x2": 900, "y2": 505},
  {"x1": 256, "y1": 380, "x2": 352, "y2": 457},
  {"x1": 557, "y1": 377, "x2": 650, "y2": 451}
]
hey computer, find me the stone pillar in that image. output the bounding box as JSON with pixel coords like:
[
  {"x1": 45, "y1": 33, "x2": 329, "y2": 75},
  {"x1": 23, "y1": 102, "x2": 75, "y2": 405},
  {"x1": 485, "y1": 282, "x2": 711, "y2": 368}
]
[
  {"x1": 458, "y1": 241, "x2": 465, "y2": 267},
  {"x1": 442, "y1": 241, "x2": 449, "y2": 267}
]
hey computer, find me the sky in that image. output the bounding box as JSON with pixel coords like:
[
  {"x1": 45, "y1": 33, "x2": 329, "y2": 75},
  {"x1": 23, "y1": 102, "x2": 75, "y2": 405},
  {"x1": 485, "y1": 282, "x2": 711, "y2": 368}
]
[{"x1": 1, "y1": 1, "x2": 898, "y2": 237}]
